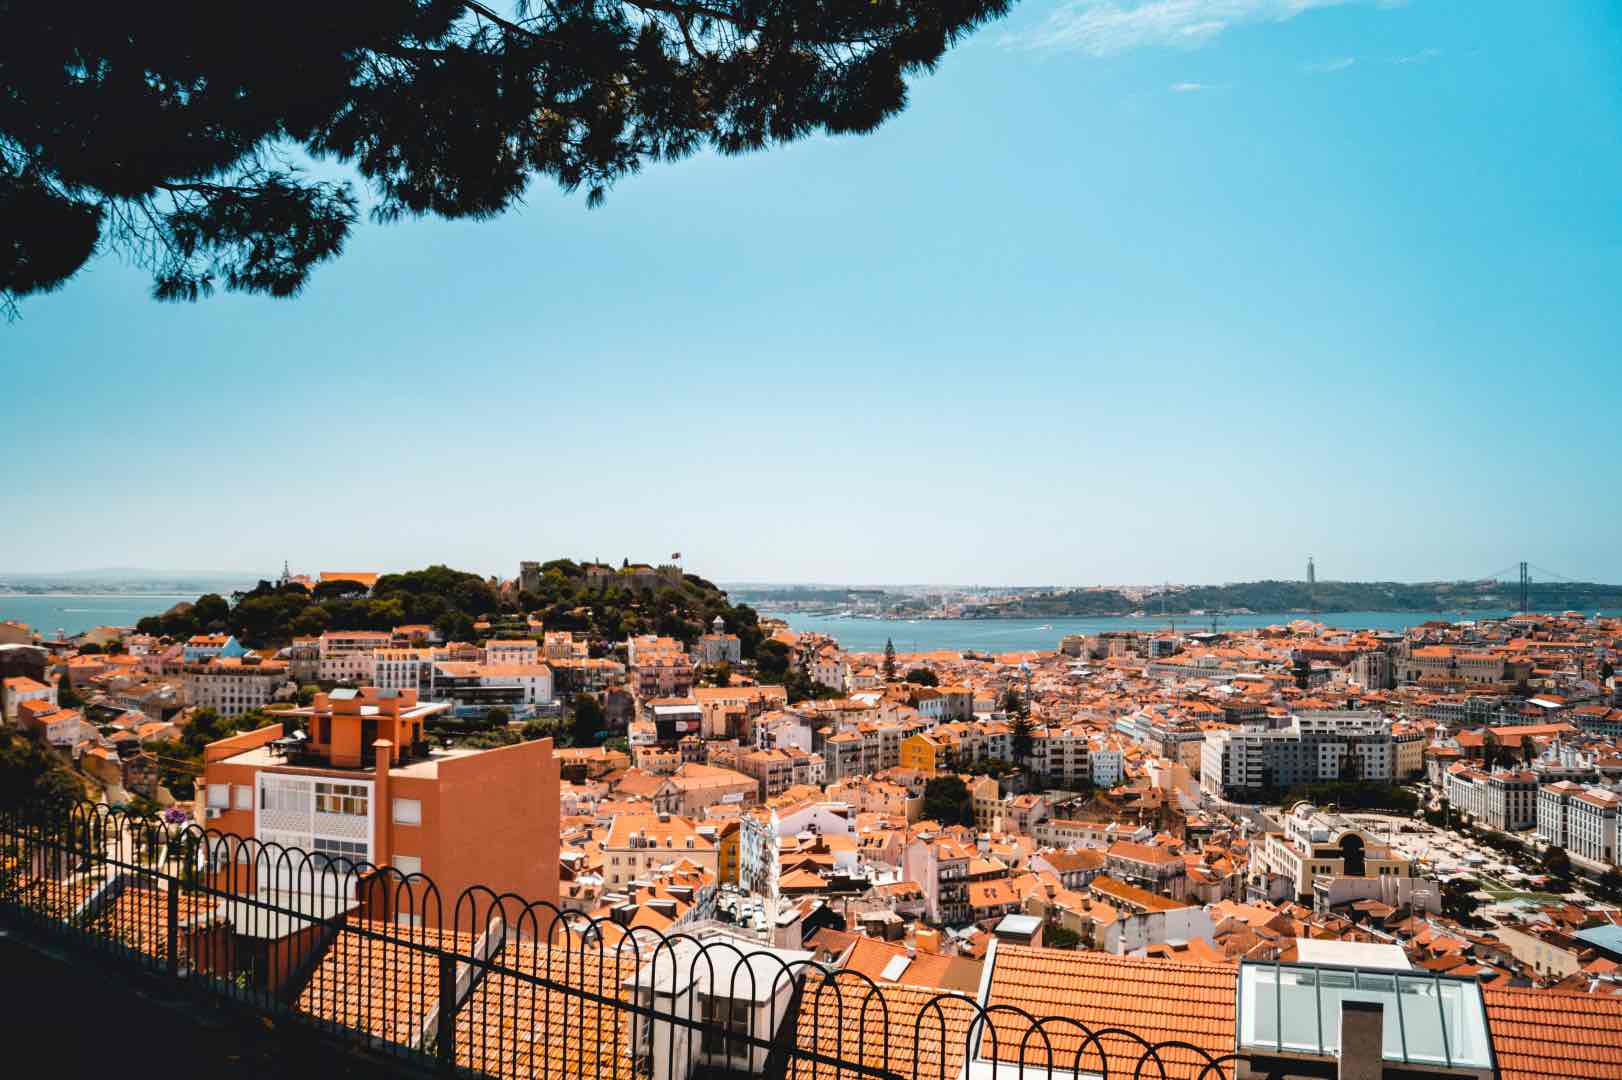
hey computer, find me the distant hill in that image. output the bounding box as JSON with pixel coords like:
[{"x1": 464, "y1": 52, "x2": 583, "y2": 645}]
[
  {"x1": 968, "y1": 579, "x2": 1622, "y2": 618},
  {"x1": 0, "y1": 569, "x2": 258, "y2": 594},
  {"x1": 136, "y1": 560, "x2": 764, "y2": 655}
]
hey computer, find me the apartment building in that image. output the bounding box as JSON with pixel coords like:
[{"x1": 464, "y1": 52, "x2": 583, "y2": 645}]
[
  {"x1": 630, "y1": 653, "x2": 695, "y2": 700},
  {"x1": 483, "y1": 638, "x2": 540, "y2": 666},
  {"x1": 651, "y1": 763, "x2": 758, "y2": 817},
  {"x1": 181, "y1": 655, "x2": 290, "y2": 717},
  {"x1": 16, "y1": 699, "x2": 82, "y2": 746},
  {"x1": 1, "y1": 674, "x2": 55, "y2": 722},
  {"x1": 824, "y1": 775, "x2": 920, "y2": 822},
  {"x1": 898, "y1": 731, "x2": 950, "y2": 775},
  {"x1": 1445, "y1": 765, "x2": 1538, "y2": 832},
  {"x1": 1089, "y1": 735, "x2": 1124, "y2": 787},
  {"x1": 738, "y1": 747, "x2": 823, "y2": 800},
  {"x1": 1030, "y1": 724, "x2": 1091, "y2": 785},
  {"x1": 1539, "y1": 781, "x2": 1620, "y2": 866},
  {"x1": 1104, "y1": 840, "x2": 1188, "y2": 900},
  {"x1": 1032, "y1": 818, "x2": 1152, "y2": 850},
  {"x1": 1569, "y1": 788, "x2": 1620, "y2": 866},
  {"x1": 1123, "y1": 714, "x2": 1207, "y2": 772},
  {"x1": 603, "y1": 813, "x2": 719, "y2": 890},
  {"x1": 318, "y1": 630, "x2": 392, "y2": 683},
  {"x1": 372, "y1": 647, "x2": 431, "y2": 693},
  {"x1": 1392, "y1": 722, "x2": 1426, "y2": 779},
  {"x1": 198, "y1": 686, "x2": 560, "y2": 923},
  {"x1": 901, "y1": 833, "x2": 975, "y2": 925},
  {"x1": 1200, "y1": 711, "x2": 1393, "y2": 798}
]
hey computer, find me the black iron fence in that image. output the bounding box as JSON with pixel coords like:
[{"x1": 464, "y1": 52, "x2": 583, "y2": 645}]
[{"x1": 0, "y1": 801, "x2": 1236, "y2": 1080}]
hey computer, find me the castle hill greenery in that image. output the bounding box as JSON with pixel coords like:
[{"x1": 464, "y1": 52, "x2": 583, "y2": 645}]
[{"x1": 136, "y1": 561, "x2": 766, "y2": 658}]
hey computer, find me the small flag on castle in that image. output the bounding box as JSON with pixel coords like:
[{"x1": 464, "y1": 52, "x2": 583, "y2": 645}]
[{"x1": 671, "y1": 552, "x2": 682, "y2": 560}]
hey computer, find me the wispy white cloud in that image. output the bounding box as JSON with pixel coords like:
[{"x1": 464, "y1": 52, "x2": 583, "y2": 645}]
[
  {"x1": 1007, "y1": 0, "x2": 1387, "y2": 55},
  {"x1": 1304, "y1": 56, "x2": 1356, "y2": 72},
  {"x1": 1393, "y1": 46, "x2": 1442, "y2": 64},
  {"x1": 1170, "y1": 81, "x2": 1210, "y2": 91}
]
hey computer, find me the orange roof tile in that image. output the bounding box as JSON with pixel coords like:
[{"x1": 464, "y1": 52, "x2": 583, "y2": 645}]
[
  {"x1": 1484, "y1": 986, "x2": 1622, "y2": 1080},
  {"x1": 984, "y1": 944, "x2": 1236, "y2": 1080}
]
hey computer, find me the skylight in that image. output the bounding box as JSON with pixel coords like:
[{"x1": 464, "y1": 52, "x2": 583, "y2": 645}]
[{"x1": 1238, "y1": 961, "x2": 1493, "y2": 1070}]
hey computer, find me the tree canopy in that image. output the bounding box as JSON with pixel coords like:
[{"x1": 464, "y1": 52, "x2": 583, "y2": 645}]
[
  {"x1": 921, "y1": 774, "x2": 973, "y2": 827},
  {"x1": 136, "y1": 560, "x2": 761, "y2": 653},
  {"x1": 2, "y1": 0, "x2": 1013, "y2": 314}
]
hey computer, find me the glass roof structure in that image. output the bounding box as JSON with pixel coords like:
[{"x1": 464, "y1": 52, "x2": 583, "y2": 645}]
[{"x1": 1238, "y1": 961, "x2": 1494, "y2": 1071}]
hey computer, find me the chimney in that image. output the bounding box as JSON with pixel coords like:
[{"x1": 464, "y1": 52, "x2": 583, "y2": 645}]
[
  {"x1": 373, "y1": 739, "x2": 393, "y2": 876},
  {"x1": 1337, "y1": 999, "x2": 1383, "y2": 1080}
]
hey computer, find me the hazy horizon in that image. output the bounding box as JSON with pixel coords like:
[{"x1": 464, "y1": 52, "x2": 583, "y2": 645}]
[{"x1": 3, "y1": 564, "x2": 1618, "y2": 592}]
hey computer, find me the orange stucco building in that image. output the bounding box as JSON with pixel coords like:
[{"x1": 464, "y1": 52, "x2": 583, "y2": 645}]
[{"x1": 200, "y1": 687, "x2": 560, "y2": 927}]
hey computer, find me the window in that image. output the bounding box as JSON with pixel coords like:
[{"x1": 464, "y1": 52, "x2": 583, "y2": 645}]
[
  {"x1": 701, "y1": 996, "x2": 751, "y2": 1055},
  {"x1": 310, "y1": 836, "x2": 368, "y2": 872},
  {"x1": 392, "y1": 854, "x2": 423, "y2": 876},
  {"x1": 314, "y1": 782, "x2": 369, "y2": 816},
  {"x1": 234, "y1": 785, "x2": 253, "y2": 810},
  {"x1": 393, "y1": 798, "x2": 422, "y2": 826},
  {"x1": 207, "y1": 784, "x2": 230, "y2": 809}
]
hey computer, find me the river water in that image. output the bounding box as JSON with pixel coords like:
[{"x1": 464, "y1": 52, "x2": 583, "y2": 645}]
[
  {"x1": 773, "y1": 609, "x2": 1611, "y2": 655},
  {"x1": 0, "y1": 595, "x2": 196, "y2": 638},
  {"x1": 6, "y1": 593, "x2": 1611, "y2": 654}
]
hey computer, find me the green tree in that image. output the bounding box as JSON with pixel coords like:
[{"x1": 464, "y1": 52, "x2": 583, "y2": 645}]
[
  {"x1": 1, "y1": 3, "x2": 1013, "y2": 313},
  {"x1": 572, "y1": 693, "x2": 606, "y2": 748},
  {"x1": 1043, "y1": 925, "x2": 1081, "y2": 950},
  {"x1": 756, "y1": 639, "x2": 792, "y2": 680},
  {"x1": 0, "y1": 729, "x2": 82, "y2": 814},
  {"x1": 1541, "y1": 846, "x2": 1571, "y2": 879},
  {"x1": 1010, "y1": 710, "x2": 1034, "y2": 764},
  {"x1": 905, "y1": 667, "x2": 939, "y2": 687},
  {"x1": 922, "y1": 775, "x2": 973, "y2": 827},
  {"x1": 485, "y1": 706, "x2": 512, "y2": 727},
  {"x1": 55, "y1": 675, "x2": 82, "y2": 709},
  {"x1": 883, "y1": 639, "x2": 897, "y2": 681},
  {"x1": 435, "y1": 610, "x2": 476, "y2": 643},
  {"x1": 1602, "y1": 660, "x2": 1615, "y2": 681},
  {"x1": 191, "y1": 593, "x2": 231, "y2": 629},
  {"x1": 520, "y1": 718, "x2": 553, "y2": 742}
]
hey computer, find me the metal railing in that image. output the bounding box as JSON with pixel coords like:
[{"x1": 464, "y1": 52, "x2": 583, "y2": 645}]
[{"x1": 0, "y1": 800, "x2": 1237, "y2": 1080}]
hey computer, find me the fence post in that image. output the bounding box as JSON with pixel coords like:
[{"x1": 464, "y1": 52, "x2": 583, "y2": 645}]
[
  {"x1": 166, "y1": 885, "x2": 179, "y2": 977},
  {"x1": 436, "y1": 952, "x2": 457, "y2": 1072}
]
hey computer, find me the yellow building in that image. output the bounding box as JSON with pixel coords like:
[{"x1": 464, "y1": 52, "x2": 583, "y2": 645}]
[
  {"x1": 970, "y1": 775, "x2": 1001, "y2": 831},
  {"x1": 900, "y1": 732, "x2": 948, "y2": 775},
  {"x1": 717, "y1": 819, "x2": 740, "y2": 885}
]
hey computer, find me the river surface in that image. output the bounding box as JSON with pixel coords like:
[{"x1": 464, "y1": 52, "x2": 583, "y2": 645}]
[
  {"x1": 6, "y1": 594, "x2": 1613, "y2": 653},
  {"x1": 0, "y1": 594, "x2": 196, "y2": 638},
  {"x1": 773, "y1": 609, "x2": 1618, "y2": 654}
]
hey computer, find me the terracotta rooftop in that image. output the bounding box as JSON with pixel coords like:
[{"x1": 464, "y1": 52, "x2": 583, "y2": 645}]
[
  {"x1": 984, "y1": 943, "x2": 1236, "y2": 1080},
  {"x1": 1484, "y1": 985, "x2": 1622, "y2": 1080},
  {"x1": 791, "y1": 977, "x2": 979, "y2": 1080},
  {"x1": 456, "y1": 942, "x2": 637, "y2": 1080}
]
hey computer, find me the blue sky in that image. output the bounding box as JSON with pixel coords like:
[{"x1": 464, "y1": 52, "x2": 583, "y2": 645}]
[{"x1": 4, "y1": 0, "x2": 1619, "y2": 586}]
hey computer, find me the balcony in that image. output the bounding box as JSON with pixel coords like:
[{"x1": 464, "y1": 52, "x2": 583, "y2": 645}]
[{"x1": 278, "y1": 739, "x2": 435, "y2": 772}]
